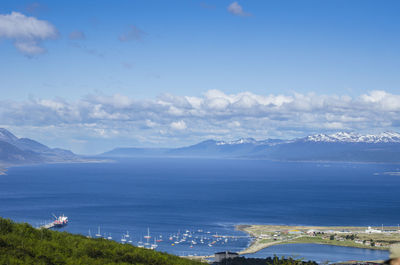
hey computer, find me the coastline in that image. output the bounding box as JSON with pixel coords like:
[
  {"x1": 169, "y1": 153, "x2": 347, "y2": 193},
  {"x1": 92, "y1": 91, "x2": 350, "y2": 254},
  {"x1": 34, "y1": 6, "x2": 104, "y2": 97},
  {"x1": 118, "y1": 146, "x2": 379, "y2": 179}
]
[
  {"x1": 236, "y1": 224, "x2": 396, "y2": 255},
  {"x1": 0, "y1": 158, "x2": 112, "y2": 176}
]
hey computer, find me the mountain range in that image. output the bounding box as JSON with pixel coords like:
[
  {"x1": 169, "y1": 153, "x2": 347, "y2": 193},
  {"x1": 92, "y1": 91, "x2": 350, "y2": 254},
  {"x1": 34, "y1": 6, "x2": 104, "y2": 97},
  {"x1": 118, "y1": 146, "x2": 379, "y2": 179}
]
[
  {"x1": 0, "y1": 128, "x2": 82, "y2": 168},
  {"x1": 103, "y1": 132, "x2": 400, "y2": 163},
  {"x1": 1, "y1": 128, "x2": 399, "y2": 167}
]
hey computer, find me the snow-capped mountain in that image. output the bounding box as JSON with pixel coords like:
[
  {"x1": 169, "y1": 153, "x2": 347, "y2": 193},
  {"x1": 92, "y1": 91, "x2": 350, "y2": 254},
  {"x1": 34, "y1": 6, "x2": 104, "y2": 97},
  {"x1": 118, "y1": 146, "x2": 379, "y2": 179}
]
[
  {"x1": 216, "y1": 138, "x2": 258, "y2": 145},
  {"x1": 302, "y1": 132, "x2": 400, "y2": 143},
  {"x1": 104, "y1": 131, "x2": 400, "y2": 162},
  {"x1": 216, "y1": 138, "x2": 286, "y2": 146}
]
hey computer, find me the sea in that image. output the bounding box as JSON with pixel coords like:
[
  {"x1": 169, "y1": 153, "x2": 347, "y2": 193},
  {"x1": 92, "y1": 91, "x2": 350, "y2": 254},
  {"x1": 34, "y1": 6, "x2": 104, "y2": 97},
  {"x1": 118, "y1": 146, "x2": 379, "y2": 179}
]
[{"x1": 1, "y1": 157, "x2": 399, "y2": 262}]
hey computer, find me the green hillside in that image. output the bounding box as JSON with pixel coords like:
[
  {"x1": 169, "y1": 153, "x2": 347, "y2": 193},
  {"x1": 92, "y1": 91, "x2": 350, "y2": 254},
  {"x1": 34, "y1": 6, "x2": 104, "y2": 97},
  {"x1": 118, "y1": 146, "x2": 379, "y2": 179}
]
[{"x1": 0, "y1": 218, "x2": 203, "y2": 265}]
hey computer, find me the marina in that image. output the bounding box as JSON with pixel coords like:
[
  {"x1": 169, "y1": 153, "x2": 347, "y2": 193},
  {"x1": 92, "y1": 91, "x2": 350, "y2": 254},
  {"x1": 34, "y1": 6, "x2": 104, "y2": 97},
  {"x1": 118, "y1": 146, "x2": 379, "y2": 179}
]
[{"x1": 80, "y1": 224, "x2": 249, "y2": 253}]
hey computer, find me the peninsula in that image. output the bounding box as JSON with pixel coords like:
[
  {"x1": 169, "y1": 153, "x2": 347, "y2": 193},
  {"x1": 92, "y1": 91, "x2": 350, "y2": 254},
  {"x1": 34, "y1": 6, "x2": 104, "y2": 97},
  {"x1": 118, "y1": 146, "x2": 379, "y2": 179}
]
[{"x1": 237, "y1": 224, "x2": 399, "y2": 254}]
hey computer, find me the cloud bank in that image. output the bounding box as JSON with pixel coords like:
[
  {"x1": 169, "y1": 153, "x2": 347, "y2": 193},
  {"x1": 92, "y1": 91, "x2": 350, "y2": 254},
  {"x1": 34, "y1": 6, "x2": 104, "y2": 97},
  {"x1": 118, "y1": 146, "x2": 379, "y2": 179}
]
[
  {"x1": 1, "y1": 90, "x2": 400, "y2": 151},
  {"x1": 0, "y1": 11, "x2": 58, "y2": 55}
]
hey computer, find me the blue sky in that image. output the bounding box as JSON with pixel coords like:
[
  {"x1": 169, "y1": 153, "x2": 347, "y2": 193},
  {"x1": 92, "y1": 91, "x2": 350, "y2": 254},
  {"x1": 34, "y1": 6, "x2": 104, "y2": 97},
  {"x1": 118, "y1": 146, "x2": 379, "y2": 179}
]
[{"x1": 1, "y1": 0, "x2": 400, "y2": 154}]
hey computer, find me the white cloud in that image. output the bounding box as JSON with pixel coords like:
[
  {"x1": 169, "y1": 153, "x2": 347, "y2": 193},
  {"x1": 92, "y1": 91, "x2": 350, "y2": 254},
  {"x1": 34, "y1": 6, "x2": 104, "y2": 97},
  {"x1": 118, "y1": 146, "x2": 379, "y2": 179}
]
[
  {"x1": 0, "y1": 11, "x2": 58, "y2": 55},
  {"x1": 170, "y1": 120, "x2": 187, "y2": 130},
  {"x1": 1, "y1": 90, "x2": 400, "y2": 150},
  {"x1": 227, "y1": 2, "x2": 251, "y2": 17}
]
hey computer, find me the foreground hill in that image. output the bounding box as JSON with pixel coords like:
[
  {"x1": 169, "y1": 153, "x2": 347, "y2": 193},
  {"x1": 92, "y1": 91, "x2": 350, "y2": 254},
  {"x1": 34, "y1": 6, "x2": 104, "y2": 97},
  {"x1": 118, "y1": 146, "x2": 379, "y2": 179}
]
[
  {"x1": 0, "y1": 217, "x2": 203, "y2": 265},
  {"x1": 102, "y1": 132, "x2": 400, "y2": 163}
]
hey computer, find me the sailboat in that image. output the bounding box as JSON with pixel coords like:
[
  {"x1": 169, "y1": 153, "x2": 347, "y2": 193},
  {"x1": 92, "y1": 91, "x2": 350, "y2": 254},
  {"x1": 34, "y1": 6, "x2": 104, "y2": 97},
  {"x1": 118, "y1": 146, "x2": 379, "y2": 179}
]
[
  {"x1": 125, "y1": 231, "x2": 130, "y2": 238},
  {"x1": 121, "y1": 234, "x2": 127, "y2": 243},
  {"x1": 107, "y1": 233, "x2": 112, "y2": 240},
  {"x1": 95, "y1": 226, "x2": 101, "y2": 237},
  {"x1": 151, "y1": 238, "x2": 158, "y2": 249},
  {"x1": 138, "y1": 236, "x2": 144, "y2": 248},
  {"x1": 144, "y1": 227, "x2": 151, "y2": 247},
  {"x1": 144, "y1": 228, "x2": 151, "y2": 239},
  {"x1": 87, "y1": 229, "x2": 92, "y2": 238}
]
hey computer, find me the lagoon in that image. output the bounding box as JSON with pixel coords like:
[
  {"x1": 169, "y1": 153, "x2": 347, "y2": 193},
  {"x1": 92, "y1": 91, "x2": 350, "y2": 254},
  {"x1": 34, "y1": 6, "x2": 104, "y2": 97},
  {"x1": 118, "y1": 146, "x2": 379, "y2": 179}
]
[{"x1": 245, "y1": 243, "x2": 389, "y2": 263}]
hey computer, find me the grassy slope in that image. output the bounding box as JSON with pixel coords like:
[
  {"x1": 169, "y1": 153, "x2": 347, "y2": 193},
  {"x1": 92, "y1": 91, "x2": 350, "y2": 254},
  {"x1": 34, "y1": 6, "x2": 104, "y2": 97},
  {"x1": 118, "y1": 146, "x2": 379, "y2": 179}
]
[{"x1": 0, "y1": 218, "x2": 204, "y2": 265}]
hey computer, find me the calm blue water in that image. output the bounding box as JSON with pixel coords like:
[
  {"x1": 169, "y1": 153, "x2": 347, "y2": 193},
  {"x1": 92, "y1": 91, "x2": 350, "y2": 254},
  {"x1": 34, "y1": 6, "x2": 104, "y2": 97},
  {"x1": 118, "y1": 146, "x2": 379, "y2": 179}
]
[
  {"x1": 245, "y1": 244, "x2": 388, "y2": 263},
  {"x1": 0, "y1": 158, "x2": 398, "y2": 261}
]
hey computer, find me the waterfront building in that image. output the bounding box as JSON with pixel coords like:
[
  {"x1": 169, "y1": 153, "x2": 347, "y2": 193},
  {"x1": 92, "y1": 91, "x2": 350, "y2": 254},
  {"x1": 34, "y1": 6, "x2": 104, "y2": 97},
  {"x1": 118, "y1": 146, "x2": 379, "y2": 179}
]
[{"x1": 214, "y1": 251, "x2": 239, "y2": 263}]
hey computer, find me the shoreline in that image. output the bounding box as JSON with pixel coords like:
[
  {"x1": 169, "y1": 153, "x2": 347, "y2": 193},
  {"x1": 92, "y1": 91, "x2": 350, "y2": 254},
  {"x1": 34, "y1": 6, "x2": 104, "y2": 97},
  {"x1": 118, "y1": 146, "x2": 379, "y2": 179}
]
[
  {"x1": 0, "y1": 158, "x2": 112, "y2": 176},
  {"x1": 236, "y1": 224, "x2": 396, "y2": 255}
]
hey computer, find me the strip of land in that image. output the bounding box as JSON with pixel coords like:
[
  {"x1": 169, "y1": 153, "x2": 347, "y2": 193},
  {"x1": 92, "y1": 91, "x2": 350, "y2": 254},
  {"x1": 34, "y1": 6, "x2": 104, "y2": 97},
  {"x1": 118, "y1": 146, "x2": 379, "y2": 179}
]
[
  {"x1": 0, "y1": 167, "x2": 7, "y2": 175},
  {"x1": 236, "y1": 224, "x2": 400, "y2": 254}
]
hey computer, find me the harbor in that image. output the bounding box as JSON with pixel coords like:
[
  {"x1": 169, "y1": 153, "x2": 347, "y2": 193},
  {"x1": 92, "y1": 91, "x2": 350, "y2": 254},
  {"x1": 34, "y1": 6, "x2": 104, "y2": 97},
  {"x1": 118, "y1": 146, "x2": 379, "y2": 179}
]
[
  {"x1": 84, "y1": 224, "x2": 250, "y2": 255},
  {"x1": 35, "y1": 214, "x2": 393, "y2": 263}
]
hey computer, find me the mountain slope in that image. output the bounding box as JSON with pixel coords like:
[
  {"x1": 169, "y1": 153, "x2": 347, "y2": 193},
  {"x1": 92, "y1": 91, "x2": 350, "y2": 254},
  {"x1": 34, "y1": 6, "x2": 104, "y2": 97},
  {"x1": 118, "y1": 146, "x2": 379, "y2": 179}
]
[
  {"x1": 0, "y1": 141, "x2": 43, "y2": 164},
  {"x1": 252, "y1": 141, "x2": 400, "y2": 163},
  {"x1": 0, "y1": 128, "x2": 81, "y2": 167}
]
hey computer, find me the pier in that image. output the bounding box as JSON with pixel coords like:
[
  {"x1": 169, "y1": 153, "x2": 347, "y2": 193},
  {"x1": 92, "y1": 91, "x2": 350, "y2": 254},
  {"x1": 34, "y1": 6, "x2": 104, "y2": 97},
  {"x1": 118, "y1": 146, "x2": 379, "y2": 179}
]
[{"x1": 40, "y1": 222, "x2": 56, "y2": 229}]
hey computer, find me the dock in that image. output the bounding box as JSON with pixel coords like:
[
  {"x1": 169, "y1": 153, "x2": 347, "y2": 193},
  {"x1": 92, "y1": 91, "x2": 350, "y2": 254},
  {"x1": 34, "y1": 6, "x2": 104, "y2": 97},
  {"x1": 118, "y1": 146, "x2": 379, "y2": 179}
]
[{"x1": 40, "y1": 222, "x2": 56, "y2": 229}]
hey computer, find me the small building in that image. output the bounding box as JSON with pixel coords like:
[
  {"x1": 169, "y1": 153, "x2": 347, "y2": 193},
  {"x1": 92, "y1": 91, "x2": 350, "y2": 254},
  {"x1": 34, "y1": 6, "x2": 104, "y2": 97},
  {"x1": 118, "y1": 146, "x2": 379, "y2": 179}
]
[
  {"x1": 288, "y1": 229, "x2": 302, "y2": 235},
  {"x1": 260, "y1": 234, "x2": 270, "y2": 239},
  {"x1": 365, "y1": 226, "x2": 382, "y2": 234},
  {"x1": 214, "y1": 251, "x2": 239, "y2": 263},
  {"x1": 307, "y1": 229, "x2": 320, "y2": 233}
]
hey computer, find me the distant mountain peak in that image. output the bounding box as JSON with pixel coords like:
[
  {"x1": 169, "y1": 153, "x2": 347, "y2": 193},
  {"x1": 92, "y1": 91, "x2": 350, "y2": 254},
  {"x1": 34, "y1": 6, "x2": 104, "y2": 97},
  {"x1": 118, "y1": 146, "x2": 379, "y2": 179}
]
[
  {"x1": 0, "y1": 128, "x2": 18, "y2": 142},
  {"x1": 303, "y1": 131, "x2": 400, "y2": 143},
  {"x1": 216, "y1": 138, "x2": 257, "y2": 145}
]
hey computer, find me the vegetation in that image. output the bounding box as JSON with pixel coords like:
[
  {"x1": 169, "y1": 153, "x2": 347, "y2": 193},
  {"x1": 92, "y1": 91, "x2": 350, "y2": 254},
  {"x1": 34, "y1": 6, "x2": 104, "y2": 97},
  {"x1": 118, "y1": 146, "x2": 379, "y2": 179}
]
[
  {"x1": 277, "y1": 236, "x2": 382, "y2": 250},
  {"x1": 214, "y1": 256, "x2": 318, "y2": 265},
  {"x1": 0, "y1": 218, "x2": 203, "y2": 265}
]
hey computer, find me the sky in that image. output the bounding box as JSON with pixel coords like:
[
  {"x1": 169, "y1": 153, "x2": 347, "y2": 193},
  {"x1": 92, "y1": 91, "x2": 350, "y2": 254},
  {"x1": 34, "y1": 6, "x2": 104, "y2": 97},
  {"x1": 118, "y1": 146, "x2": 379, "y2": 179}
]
[{"x1": 1, "y1": 0, "x2": 400, "y2": 154}]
